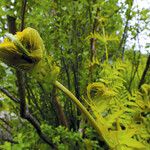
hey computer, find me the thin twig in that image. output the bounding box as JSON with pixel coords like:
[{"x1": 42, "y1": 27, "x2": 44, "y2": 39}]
[
  {"x1": 0, "y1": 87, "x2": 20, "y2": 103},
  {"x1": 0, "y1": 118, "x2": 12, "y2": 128}
]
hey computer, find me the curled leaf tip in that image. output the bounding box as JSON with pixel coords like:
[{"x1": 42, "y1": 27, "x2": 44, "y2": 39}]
[
  {"x1": 0, "y1": 27, "x2": 60, "y2": 83},
  {"x1": 0, "y1": 27, "x2": 45, "y2": 71}
]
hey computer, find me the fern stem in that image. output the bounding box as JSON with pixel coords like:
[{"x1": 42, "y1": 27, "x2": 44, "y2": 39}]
[{"x1": 54, "y1": 81, "x2": 111, "y2": 146}]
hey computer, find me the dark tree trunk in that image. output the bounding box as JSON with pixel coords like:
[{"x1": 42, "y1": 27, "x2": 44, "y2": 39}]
[{"x1": 138, "y1": 54, "x2": 150, "y2": 89}]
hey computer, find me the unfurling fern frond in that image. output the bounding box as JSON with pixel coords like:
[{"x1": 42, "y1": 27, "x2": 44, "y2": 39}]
[
  {"x1": 0, "y1": 27, "x2": 60, "y2": 84},
  {"x1": 84, "y1": 60, "x2": 150, "y2": 149}
]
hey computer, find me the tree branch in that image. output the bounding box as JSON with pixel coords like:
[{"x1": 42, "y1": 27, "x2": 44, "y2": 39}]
[
  {"x1": 0, "y1": 85, "x2": 56, "y2": 148},
  {"x1": 0, "y1": 87, "x2": 20, "y2": 103},
  {"x1": 51, "y1": 86, "x2": 68, "y2": 127},
  {"x1": 118, "y1": 1, "x2": 134, "y2": 61},
  {"x1": 0, "y1": 118, "x2": 12, "y2": 129},
  {"x1": 0, "y1": 137, "x2": 18, "y2": 144}
]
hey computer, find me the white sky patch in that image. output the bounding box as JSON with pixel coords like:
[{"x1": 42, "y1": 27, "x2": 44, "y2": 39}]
[
  {"x1": 118, "y1": 0, "x2": 150, "y2": 54},
  {"x1": 136, "y1": 0, "x2": 150, "y2": 10},
  {"x1": 11, "y1": 0, "x2": 15, "y2": 3},
  {"x1": 133, "y1": 0, "x2": 150, "y2": 54}
]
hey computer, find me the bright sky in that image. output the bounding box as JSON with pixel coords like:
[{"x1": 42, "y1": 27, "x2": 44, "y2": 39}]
[{"x1": 133, "y1": 0, "x2": 150, "y2": 54}]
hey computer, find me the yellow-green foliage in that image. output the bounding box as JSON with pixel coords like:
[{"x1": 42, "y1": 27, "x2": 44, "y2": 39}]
[
  {"x1": 85, "y1": 60, "x2": 150, "y2": 149},
  {"x1": 31, "y1": 56, "x2": 60, "y2": 84}
]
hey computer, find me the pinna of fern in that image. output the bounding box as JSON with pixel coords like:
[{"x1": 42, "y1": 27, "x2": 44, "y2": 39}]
[{"x1": 84, "y1": 61, "x2": 150, "y2": 149}]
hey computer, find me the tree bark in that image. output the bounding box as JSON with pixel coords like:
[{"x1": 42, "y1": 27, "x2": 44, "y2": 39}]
[
  {"x1": 138, "y1": 54, "x2": 150, "y2": 89},
  {"x1": 51, "y1": 87, "x2": 68, "y2": 127}
]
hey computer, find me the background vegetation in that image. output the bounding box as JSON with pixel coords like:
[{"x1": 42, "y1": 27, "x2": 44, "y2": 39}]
[{"x1": 0, "y1": 0, "x2": 150, "y2": 149}]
